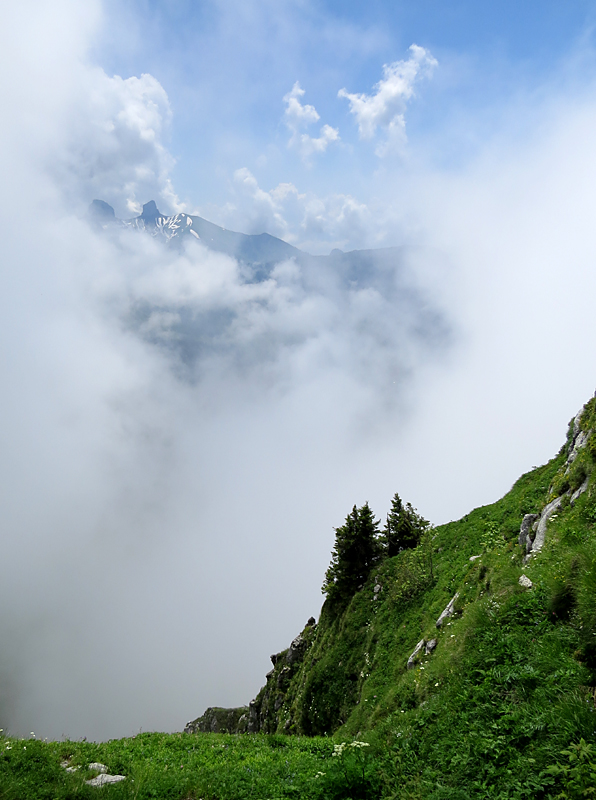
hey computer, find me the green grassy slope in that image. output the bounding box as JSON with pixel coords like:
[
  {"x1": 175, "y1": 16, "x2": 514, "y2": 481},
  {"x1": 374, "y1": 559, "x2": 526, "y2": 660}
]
[
  {"x1": 2, "y1": 397, "x2": 596, "y2": 799},
  {"x1": 236, "y1": 396, "x2": 596, "y2": 796},
  {"x1": 0, "y1": 732, "x2": 334, "y2": 799}
]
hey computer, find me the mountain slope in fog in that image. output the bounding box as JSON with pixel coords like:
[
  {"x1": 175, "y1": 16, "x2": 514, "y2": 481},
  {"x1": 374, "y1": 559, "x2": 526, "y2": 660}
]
[{"x1": 90, "y1": 199, "x2": 449, "y2": 376}]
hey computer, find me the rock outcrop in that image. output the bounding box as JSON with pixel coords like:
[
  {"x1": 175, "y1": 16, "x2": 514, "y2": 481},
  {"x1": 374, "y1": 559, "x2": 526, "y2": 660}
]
[
  {"x1": 436, "y1": 593, "x2": 459, "y2": 628},
  {"x1": 531, "y1": 496, "x2": 563, "y2": 554},
  {"x1": 184, "y1": 617, "x2": 317, "y2": 736},
  {"x1": 518, "y1": 514, "x2": 539, "y2": 554},
  {"x1": 519, "y1": 395, "x2": 595, "y2": 562},
  {"x1": 407, "y1": 639, "x2": 426, "y2": 670},
  {"x1": 86, "y1": 773, "x2": 126, "y2": 787},
  {"x1": 184, "y1": 706, "x2": 249, "y2": 735},
  {"x1": 247, "y1": 618, "x2": 317, "y2": 733},
  {"x1": 60, "y1": 760, "x2": 126, "y2": 786}
]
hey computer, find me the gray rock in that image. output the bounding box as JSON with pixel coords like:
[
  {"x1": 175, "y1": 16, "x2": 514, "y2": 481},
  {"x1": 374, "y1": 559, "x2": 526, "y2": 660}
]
[
  {"x1": 86, "y1": 774, "x2": 126, "y2": 787},
  {"x1": 425, "y1": 638, "x2": 437, "y2": 655},
  {"x1": 529, "y1": 496, "x2": 563, "y2": 555},
  {"x1": 88, "y1": 762, "x2": 107, "y2": 774},
  {"x1": 469, "y1": 555, "x2": 482, "y2": 562},
  {"x1": 247, "y1": 699, "x2": 259, "y2": 734},
  {"x1": 518, "y1": 514, "x2": 539, "y2": 551},
  {"x1": 518, "y1": 574, "x2": 533, "y2": 589},
  {"x1": 184, "y1": 706, "x2": 249, "y2": 734},
  {"x1": 436, "y1": 593, "x2": 459, "y2": 628},
  {"x1": 568, "y1": 430, "x2": 588, "y2": 465},
  {"x1": 567, "y1": 408, "x2": 587, "y2": 466},
  {"x1": 286, "y1": 634, "x2": 307, "y2": 665},
  {"x1": 571, "y1": 477, "x2": 589, "y2": 504},
  {"x1": 407, "y1": 639, "x2": 426, "y2": 669}
]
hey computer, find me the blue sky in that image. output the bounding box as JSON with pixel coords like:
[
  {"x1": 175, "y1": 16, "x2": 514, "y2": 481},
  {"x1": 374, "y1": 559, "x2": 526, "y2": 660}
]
[{"x1": 93, "y1": 0, "x2": 596, "y2": 221}]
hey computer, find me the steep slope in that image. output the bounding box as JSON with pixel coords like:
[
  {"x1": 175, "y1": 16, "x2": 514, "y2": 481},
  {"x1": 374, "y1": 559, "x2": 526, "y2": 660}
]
[{"x1": 186, "y1": 393, "x2": 596, "y2": 796}]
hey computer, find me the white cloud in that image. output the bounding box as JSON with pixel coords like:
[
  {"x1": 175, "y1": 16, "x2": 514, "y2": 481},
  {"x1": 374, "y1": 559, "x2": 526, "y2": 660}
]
[
  {"x1": 283, "y1": 81, "x2": 339, "y2": 163},
  {"x1": 283, "y1": 81, "x2": 320, "y2": 128},
  {"x1": 339, "y1": 44, "x2": 437, "y2": 156},
  {"x1": 57, "y1": 68, "x2": 182, "y2": 216},
  {"x1": 229, "y1": 167, "x2": 293, "y2": 240},
  {"x1": 0, "y1": 4, "x2": 446, "y2": 741},
  {"x1": 203, "y1": 168, "x2": 378, "y2": 253}
]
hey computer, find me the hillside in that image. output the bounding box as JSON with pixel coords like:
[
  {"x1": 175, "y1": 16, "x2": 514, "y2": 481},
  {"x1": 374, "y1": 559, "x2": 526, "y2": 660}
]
[
  {"x1": 184, "y1": 392, "x2": 596, "y2": 796},
  {"x1": 2, "y1": 394, "x2": 596, "y2": 799}
]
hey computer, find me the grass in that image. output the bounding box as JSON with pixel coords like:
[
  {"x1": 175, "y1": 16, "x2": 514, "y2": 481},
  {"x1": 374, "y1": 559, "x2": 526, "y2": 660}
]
[
  {"x1": 0, "y1": 731, "x2": 337, "y2": 799},
  {"x1": 3, "y1": 406, "x2": 596, "y2": 798}
]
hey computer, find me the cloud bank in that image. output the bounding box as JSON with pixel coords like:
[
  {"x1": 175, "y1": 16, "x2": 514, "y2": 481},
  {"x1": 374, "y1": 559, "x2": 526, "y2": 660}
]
[
  {"x1": 0, "y1": 1, "x2": 448, "y2": 741},
  {"x1": 4, "y1": 0, "x2": 596, "y2": 748},
  {"x1": 59, "y1": 69, "x2": 181, "y2": 216},
  {"x1": 209, "y1": 167, "x2": 375, "y2": 253}
]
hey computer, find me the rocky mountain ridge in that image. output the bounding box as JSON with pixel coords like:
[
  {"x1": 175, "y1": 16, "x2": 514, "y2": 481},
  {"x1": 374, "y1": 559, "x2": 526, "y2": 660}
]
[{"x1": 89, "y1": 199, "x2": 303, "y2": 271}]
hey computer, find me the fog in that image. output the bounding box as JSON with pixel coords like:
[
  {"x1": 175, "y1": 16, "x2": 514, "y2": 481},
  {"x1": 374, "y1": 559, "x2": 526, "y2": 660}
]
[{"x1": 2, "y1": 1, "x2": 596, "y2": 740}]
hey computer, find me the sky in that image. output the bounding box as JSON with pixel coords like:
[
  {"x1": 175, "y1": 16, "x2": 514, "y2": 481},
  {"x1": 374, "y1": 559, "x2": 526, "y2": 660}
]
[{"x1": 2, "y1": 0, "x2": 596, "y2": 740}]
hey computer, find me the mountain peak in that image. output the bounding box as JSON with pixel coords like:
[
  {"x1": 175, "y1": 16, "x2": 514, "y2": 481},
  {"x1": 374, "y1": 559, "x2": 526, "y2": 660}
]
[
  {"x1": 89, "y1": 199, "x2": 115, "y2": 220},
  {"x1": 140, "y1": 200, "x2": 161, "y2": 221}
]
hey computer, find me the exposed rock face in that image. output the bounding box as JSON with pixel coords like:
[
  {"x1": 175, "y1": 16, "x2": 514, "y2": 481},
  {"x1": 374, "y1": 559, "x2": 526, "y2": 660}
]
[
  {"x1": 407, "y1": 639, "x2": 426, "y2": 669},
  {"x1": 518, "y1": 514, "x2": 539, "y2": 554},
  {"x1": 436, "y1": 593, "x2": 459, "y2": 628},
  {"x1": 520, "y1": 395, "x2": 595, "y2": 561},
  {"x1": 567, "y1": 407, "x2": 588, "y2": 466},
  {"x1": 184, "y1": 618, "x2": 317, "y2": 736},
  {"x1": 531, "y1": 497, "x2": 562, "y2": 554},
  {"x1": 139, "y1": 200, "x2": 160, "y2": 222},
  {"x1": 407, "y1": 636, "x2": 438, "y2": 669},
  {"x1": 425, "y1": 638, "x2": 438, "y2": 655},
  {"x1": 518, "y1": 575, "x2": 533, "y2": 589},
  {"x1": 184, "y1": 706, "x2": 249, "y2": 735},
  {"x1": 89, "y1": 199, "x2": 116, "y2": 222},
  {"x1": 247, "y1": 621, "x2": 317, "y2": 733}
]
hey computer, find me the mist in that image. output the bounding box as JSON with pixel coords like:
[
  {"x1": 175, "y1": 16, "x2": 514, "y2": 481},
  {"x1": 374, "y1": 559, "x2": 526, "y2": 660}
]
[{"x1": 2, "y1": 1, "x2": 596, "y2": 741}]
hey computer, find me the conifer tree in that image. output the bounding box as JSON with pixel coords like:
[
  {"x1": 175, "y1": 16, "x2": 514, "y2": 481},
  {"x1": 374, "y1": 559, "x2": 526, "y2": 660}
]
[
  {"x1": 383, "y1": 493, "x2": 429, "y2": 556},
  {"x1": 322, "y1": 502, "x2": 381, "y2": 602}
]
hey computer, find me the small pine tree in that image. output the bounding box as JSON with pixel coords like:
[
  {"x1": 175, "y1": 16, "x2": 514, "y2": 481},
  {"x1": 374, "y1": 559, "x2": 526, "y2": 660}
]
[
  {"x1": 383, "y1": 493, "x2": 429, "y2": 556},
  {"x1": 323, "y1": 503, "x2": 381, "y2": 603}
]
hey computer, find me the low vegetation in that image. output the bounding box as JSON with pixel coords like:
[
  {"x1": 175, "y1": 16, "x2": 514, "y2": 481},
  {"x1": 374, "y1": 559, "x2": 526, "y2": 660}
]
[{"x1": 2, "y1": 399, "x2": 596, "y2": 798}]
